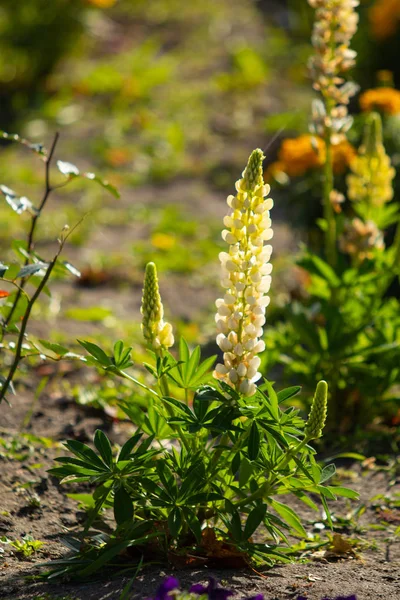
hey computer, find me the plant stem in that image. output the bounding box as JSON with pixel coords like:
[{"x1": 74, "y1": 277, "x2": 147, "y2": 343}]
[
  {"x1": 2, "y1": 132, "x2": 60, "y2": 335},
  {"x1": 323, "y1": 127, "x2": 336, "y2": 268},
  {"x1": 0, "y1": 250, "x2": 61, "y2": 403}
]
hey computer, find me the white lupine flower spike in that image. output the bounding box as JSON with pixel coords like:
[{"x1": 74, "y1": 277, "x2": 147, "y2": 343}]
[{"x1": 213, "y1": 149, "x2": 273, "y2": 397}]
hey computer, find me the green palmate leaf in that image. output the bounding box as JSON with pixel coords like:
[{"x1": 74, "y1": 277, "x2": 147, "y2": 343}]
[
  {"x1": 182, "y1": 508, "x2": 202, "y2": 543},
  {"x1": 244, "y1": 504, "x2": 267, "y2": 540},
  {"x1": 167, "y1": 507, "x2": 182, "y2": 538},
  {"x1": 63, "y1": 439, "x2": 109, "y2": 471},
  {"x1": 94, "y1": 430, "x2": 113, "y2": 468},
  {"x1": 248, "y1": 421, "x2": 260, "y2": 461},
  {"x1": 298, "y1": 253, "x2": 341, "y2": 288},
  {"x1": 277, "y1": 386, "x2": 301, "y2": 404},
  {"x1": 118, "y1": 433, "x2": 143, "y2": 462},
  {"x1": 269, "y1": 499, "x2": 307, "y2": 537},
  {"x1": 78, "y1": 340, "x2": 112, "y2": 367},
  {"x1": 261, "y1": 381, "x2": 280, "y2": 420},
  {"x1": 114, "y1": 487, "x2": 133, "y2": 525}
]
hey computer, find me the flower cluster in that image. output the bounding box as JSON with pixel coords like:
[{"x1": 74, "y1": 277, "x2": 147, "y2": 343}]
[
  {"x1": 266, "y1": 135, "x2": 355, "y2": 180},
  {"x1": 369, "y1": 0, "x2": 400, "y2": 40},
  {"x1": 141, "y1": 262, "x2": 174, "y2": 351},
  {"x1": 308, "y1": 0, "x2": 359, "y2": 141},
  {"x1": 339, "y1": 218, "x2": 384, "y2": 261},
  {"x1": 213, "y1": 149, "x2": 273, "y2": 397},
  {"x1": 150, "y1": 577, "x2": 357, "y2": 600},
  {"x1": 150, "y1": 577, "x2": 262, "y2": 600},
  {"x1": 347, "y1": 113, "x2": 395, "y2": 209},
  {"x1": 359, "y1": 87, "x2": 400, "y2": 115}
]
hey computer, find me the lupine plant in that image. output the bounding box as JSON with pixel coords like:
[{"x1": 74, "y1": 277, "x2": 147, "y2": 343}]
[
  {"x1": 262, "y1": 0, "x2": 400, "y2": 436},
  {"x1": 47, "y1": 150, "x2": 357, "y2": 579},
  {"x1": 0, "y1": 131, "x2": 119, "y2": 405}
]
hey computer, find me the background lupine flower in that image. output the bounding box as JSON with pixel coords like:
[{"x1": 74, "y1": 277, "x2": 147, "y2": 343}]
[
  {"x1": 308, "y1": 0, "x2": 359, "y2": 141},
  {"x1": 305, "y1": 380, "x2": 328, "y2": 440},
  {"x1": 141, "y1": 262, "x2": 174, "y2": 351},
  {"x1": 339, "y1": 218, "x2": 385, "y2": 262},
  {"x1": 213, "y1": 149, "x2": 273, "y2": 397},
  {"x1": 347, "y1": 112, "x2": 395, "y2": 211}
]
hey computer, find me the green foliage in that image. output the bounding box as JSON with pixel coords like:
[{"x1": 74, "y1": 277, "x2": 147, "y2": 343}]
[
  {"x1": 48, "y1": 337, "x2": 357, "y2": 577},
  {"x1": 0, "y1": 131, "x2": 118, "y2": 404},
  {"x1": 1, "y1": 534, "x2": 44, "y2": 558}
]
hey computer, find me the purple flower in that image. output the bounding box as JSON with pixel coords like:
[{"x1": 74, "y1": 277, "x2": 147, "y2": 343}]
[
  {"x1": 190, "y1": 577, "x2": 234, "y2": 600},
  {"x1": 245, "y1": 595, "x2": 264, "y2": 600},
  {"x1": 297, "y1": 596, "x2": 357, "y2": 600},
  {"x1": 154, "y1": 577, "x2": 180, "y2": 600}
]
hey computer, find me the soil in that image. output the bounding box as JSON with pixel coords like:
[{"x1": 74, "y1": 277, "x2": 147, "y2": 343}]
[{"x1": 0, "y1": 380, "x2": 399, "y2": 600}]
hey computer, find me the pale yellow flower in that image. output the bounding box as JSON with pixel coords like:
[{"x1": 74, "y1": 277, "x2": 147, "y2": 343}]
[{"x1": 213, "y1": 149, "x2": 273, "y2": 397}]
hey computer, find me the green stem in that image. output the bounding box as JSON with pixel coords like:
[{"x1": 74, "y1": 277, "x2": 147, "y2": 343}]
[
  {"x1": 323, "y1": 129, "x2": 337, "y2": 268},
  {"x1": 0, "y1": 253, "x2": 60, "y2": 403}
]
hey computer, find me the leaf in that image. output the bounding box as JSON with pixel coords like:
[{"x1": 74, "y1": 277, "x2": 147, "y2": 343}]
[
  {"x1": 93, "y1": 430, "x2": 113, "y2": 468},
  {"x1": 0, "y1": 185, "x2": 38, "y2": 216},
  {"x1": 183, "y1": 508, "x2": 202, "y2": 544},
  {"x1": 168, "y1": 507, "x2": 182, "y2": 538},
  {"x1": 298, "y1": 253, "x2": 341, "y2": 288},
  {"x1": 62, "y1": 262, "x2": 81, "y2": 278},
  {"x1": 114, "y1": 487, "x2": 133, "y2": 525},
  {"x1": 244, "y1": 504, "x2": 267, "y2": 540},
  {"x1": 56, "y1": 161, "x2": 120, "y2": 198},
  {"x1": 326, "y1": 486, "x2": 359, "y2": 500},
  {"x1": 81, "y1": 172, "x2": 120, "y2": 199},
  {"x1": 118, "y1": 433, "x2": 142, "y2": 462},
  {"x1": 57, "y1": 160, "x2": 80, "y2": 177},
  {"x1": 262, "y1": 380, "x2": 280, "y2": 420},
  {"x1": 320, "y1": 463, "x2": 336, "y2": 484},
  {"x1": 37, "y1": 340, "x2": 69, "y2": 357},
  {"x1": 78, "y1": 340, "x2": 112, "y2": 367},
  {"x1": 0, "y1": 130, "x2": 47, "y2": 156},
  {"x1": 63, "y1": 439, "x2": 109, "y2": 471},
  {"x1": 277, "y1": 386, "x2": 301, "y2": 404},
  {"x1": 248, "y1": 422, "x2": 260, "y2": 461},
  {"x1": 270, "y1": 499, "x2": 307, "y2": 537},
  {"x1": 17, "y1": 263, "x2": 49, "y2": 278}
]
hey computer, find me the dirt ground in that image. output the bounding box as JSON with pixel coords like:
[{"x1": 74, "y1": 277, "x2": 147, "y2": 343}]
[{"x1": 0, "y1": 379, "x2": 399, "y2": 600}]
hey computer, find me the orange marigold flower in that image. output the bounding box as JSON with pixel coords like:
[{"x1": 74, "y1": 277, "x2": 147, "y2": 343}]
[
  {"x1": 369, "y1": 0, "x2": 400, "y2": 40},
  {"x1": 332, "y1": 139, "x2": 357, "y2": 174},
  {"x1": 360, "y1": 87, "x2": 400, "y2": 115},
  {"x1": 86, "y1": 0, "x2": 117, "y2": 7},
  {"x1": 270, "y1": 135, "x2": 355, "y2": 179},
  {"x1": 277, "y1": 135, "x2": 325, "y2": 177}
]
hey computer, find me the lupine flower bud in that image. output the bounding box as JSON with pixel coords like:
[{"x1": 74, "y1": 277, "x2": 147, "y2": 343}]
[
  {"x1": 213, "y1": 150, "x2": 273, "y2": 397},
  {"x1": 347, "y1": 112, "x2": 395, "y2": 209},
  {"x1": 141, "y1": 262, "x2": 174, "y2": 351},
  {"x1": 305, "y1": 380, "x2": 328, "y2": 440}
]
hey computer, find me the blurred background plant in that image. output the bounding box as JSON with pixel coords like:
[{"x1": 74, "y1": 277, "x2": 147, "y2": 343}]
[{"x1": 0, "y1": 0, "x2": 399, "y2": 449}]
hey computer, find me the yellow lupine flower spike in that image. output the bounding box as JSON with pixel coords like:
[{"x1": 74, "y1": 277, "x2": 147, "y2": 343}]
[
  {"x1": 141, "y1": 262, "x2": 174, "y2": 351},
  {"x1": 347, "y1": 112, "x2": 395, "y2": 209},
  {"x1": 213, "y1": 149, "x2": 273, "y2": 397},
  {"x1": 305, "y1": 380, "x2": 328, "y2": 440}
]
